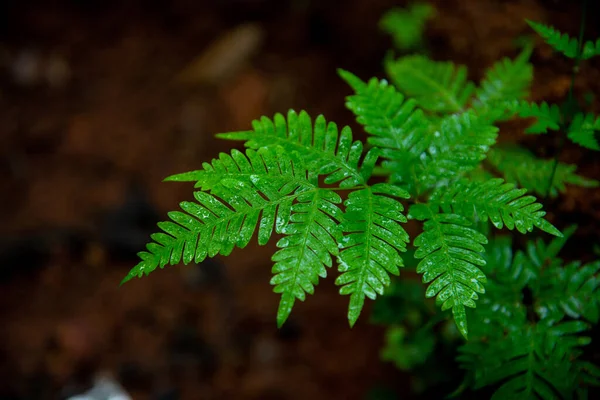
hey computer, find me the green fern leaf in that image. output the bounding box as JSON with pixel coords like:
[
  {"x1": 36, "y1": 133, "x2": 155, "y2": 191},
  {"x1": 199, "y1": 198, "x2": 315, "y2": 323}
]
[
  {"x1": 338, "y1": 69, "x2": 431, "y2": 192},
  {"x1": 121, "y1": 147, "x2": 341, "y2": 320},
  {"x1": 486, "y1": 146, "x2": 599, "y2": 197},
  {"x1": 503, "y1": 100, "x2": 562, "y2": 134},
  {"x1": 536, "y1": 260, "x2": 600, "y2": 324},
  {"x1": 271, "y1": 185, "x2": 344, "y2": 327},
  {"x1": 216, "y1": 110, "x2": 379, "y2": 188},
  {"x1": 582, "y1": 38, "x2": 600, "y2": 59},
  {"x1": 474, "y1": 46, "x2": 533, "y2": 111},
  {"x1": 336, "y1": 183, "x2": 410, "y2": 326},
  {"x1": 474, "y1": 237, "x2": 531, "y2": 331},
  {"x1": 409, "y1": 203, "x2": 488, "y2": 339},
  {"x1": 489, "y1": 321, "x2": 589, "y2": 399},
  {"x1": 429, "y1": 178, "x2": 562, "y2": 236},
  {"x1": 527, "y1": 20, "x2": 580, "y2": 58},
  {"x1": 567, "y1": 112, "x2": 600, "y2": 151},
  {"x1": 527, "y1": 20, "x2": 600, "y2": 60},
  {"x1": 417, "y1": 111, "x2": 498, "y2": 189},
  {"x1": 122, "y1": 148, "x2": 307, "y2": 282},
  {"x1": 379, "y1": 3, "x2": 435, "y2": 51},
  {"x1": 385, "y1": 55, "x2": 476, "y2": 113}
]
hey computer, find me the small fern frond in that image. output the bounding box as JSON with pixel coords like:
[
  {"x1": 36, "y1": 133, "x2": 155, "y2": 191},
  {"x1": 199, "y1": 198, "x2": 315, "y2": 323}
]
[
  {"x1": 474, "y1": 236, "x2": 531, "y2": 330},
  {"x1": 503, "y1": 100, "x2": 562, "y2": 134},
  {"x1": 527, "y1": 20, "x2": 600, "y2": 60},
  {"x1": 385, "y1": 55, "x2": 476, "y2": 113},
  {"x1": 338, "y1": 69, "x2": 432, "y2": 192},
  {"x1": 567, "y1": 112, "x2": 600, "y2": 151},
  {"x1": 474, "y1": 46, "x2": 533, "y2": 111},
  {"x1": 582, "y1": 38, "x2": 600, "y2": 59},
  {"x1": 379, "y1": 3, "x2": 435, "y2": 51},
  {"x1": 122, "y1": 147, "x2": 321, "y2": 285},
  {"x1": 409, "y1": 203, "x2": 488, "y2": 339},
  {"x1": 417, "y1": 111, "x2": 498, "y2": 189},
  {"x1": 478, "y1": 321, "x2": 590, "y2": 400},
  {"x1": 271, "y1": 186, "x2": 344, "y2": 327},
  {"x1": 336, "y1": 183, "x2": 411, "y2": 326},
  {"x1": 429, "y1": 178, "x2": 562, "y2": 236},
  {"x1": 486, "y1": 146, "x2": 599, "y2": 197},
  {"x1": 338, "y1": 69, "x2": 430, "y2": 161},
  {"x1": 536, "y1": 260, "x2": 600, "y2": 324},
  {"x1": 527, "y1": 20, "x2": 579, "y2": 58},
  {"x1": 216, "y1": 110, "x2": 379, "y2": 188}
]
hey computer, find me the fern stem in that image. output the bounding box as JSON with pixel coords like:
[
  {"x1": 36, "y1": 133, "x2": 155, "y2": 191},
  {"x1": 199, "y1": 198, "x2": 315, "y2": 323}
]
[{"x1": 545, "y1": 0, "x2": 588, "y2": 199}]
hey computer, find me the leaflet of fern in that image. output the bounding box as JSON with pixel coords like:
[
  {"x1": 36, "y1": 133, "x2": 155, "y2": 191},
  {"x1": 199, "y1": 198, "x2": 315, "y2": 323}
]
[
  {"x1": 535, "y1": 261, "x2": 600, "y2": 324},
  {"x1": 582, "y1": 38, "x2": 600, "y2": 59},
  {"x1": 567, "y1": 113, "x2": 600, "y2": 151},
  {"x1": 527, "y1": 20, "x2": 600, "y2": 60},
  {"x1": 473, "y1": 47, "x2": 533, "y2": 118},
  {"x1": 336, "y1": 183, "x2": 411, "y2": 326},
  {"x1": 465, "y1": 321, "x2": 590, "y2": 400},
  {"x1": 502, "y1": 100, "x2": 561, "y2": 134},
  {"x1": 487, "y1": 146, "x2": 598, "y2": 197},
  {"x1": 385, "y1": 55, "x2": 475, "y2": 113},
  {"x1": 429, "y1": 178, "x2": 562, "y2": 236},
  {"x1": 338, "y1": 69, "x2": 432, "y2": 191},
  {"x1": 216, "y1": 109, "x2": 378, "y2": 188},
  {"x1": 379, "y1": 3, "x2": 435, "y2": 51},
  {"x1": 271, "y1": 188, "x2": 343, "y2": 327},
  {"x1": 122, "y1": 147, "x2": 320, "y2": 284},
  {"x1": 417, "y1": 111, "x2": 498, "y2": 189},
  {"x1": 410, "y1": 203, "x2": 488, "y2": 339}
]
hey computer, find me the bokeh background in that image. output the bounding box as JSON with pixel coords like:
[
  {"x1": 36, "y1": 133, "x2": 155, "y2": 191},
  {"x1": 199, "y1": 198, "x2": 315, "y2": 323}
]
[{"x1": 0, "y1": 0, "x2": 598, "y2": 399}]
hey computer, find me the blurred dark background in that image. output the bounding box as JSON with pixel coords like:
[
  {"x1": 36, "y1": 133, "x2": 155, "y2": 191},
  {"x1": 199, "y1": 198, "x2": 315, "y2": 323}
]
[{"x1": 0, "y1": 0, "x2": 598, "y2": 399}]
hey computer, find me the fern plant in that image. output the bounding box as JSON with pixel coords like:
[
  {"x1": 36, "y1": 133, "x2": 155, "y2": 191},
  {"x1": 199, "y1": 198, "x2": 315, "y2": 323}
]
[{"x1": 121, "y1": 2, "x2": 600, "y2": 398}]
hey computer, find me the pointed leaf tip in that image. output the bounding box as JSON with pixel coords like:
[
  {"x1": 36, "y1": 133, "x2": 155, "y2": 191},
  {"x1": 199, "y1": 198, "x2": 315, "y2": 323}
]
[{"x1": 276, "y1": 292, "x2": 295, "y2": 328}]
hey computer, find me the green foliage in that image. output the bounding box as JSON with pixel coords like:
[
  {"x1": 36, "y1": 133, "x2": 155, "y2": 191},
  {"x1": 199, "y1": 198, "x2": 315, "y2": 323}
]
[
  {"x1": 455, "y1": 233, "x2": 600, "y2": 399},
  {"x1": 379, "y1": 3, "x2": 435, "y2": 51},
  {"x1": 410, "y1": 205, "x2": 488, "y2": 339},
  {"x1": 527, "y1": 20, "x2": 600, "y2": 60},
  {"x1": 473, "y1": 46, "x2": 533, "y2": 114},
  {"x1": 501, "y1": 100, "x2": 562, "y2": 134},
  {"x1": 486, "y1": 146, "x2": 599, "y2": 197},
  {"x1": 567, "y1": 112, "x2": 600, "y2": 151},
  {"x1": 123, "y1": 4, "x2": 600, "y2": 398},
  {"x1": 385, "y1": 55, "x2": 476, "y2": 113},
  {"x1": 336, "y1": 184, "x2": 410, "y2": 326}
]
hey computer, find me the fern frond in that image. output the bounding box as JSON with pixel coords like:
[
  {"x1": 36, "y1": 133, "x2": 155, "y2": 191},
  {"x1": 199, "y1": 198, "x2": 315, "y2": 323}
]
[
  {"x1": 567, "y1": 112, "x2": 600, "y2": 151},
  {"x1": 429, "y1": 178, "x2": 562, "y2": 236},
  {"x1": 271, "y1": 185, "x2": 344, "y2": 327},
  {"x1": 216, "y1": 110, "x2": 379, "y2": 188},
  {"x1": 486, "y1": 146, "x2": 599, "y2": 197},
  {"x1": 338, "y1": 69, "x2": 432, "y2": 192},
  {"x1": 527, "y1": 20, "x2": 600, "y2": 60},
  {"x1": 122, "y1": 147, "x2": 309, "y2": 282},
  {"x1": 379, "y1": 3, "x2": 435, "y2": 51},
  {"x1": 474, "y1": 46, "x2": 533, "y2": 112},
  {"x1": 582, "y1": 38, "x2": 600, "y2": 59},
  {"x1": 336, "y1": 183, "x2": 410, "y2": 326},
  {"x1": 467, "y1": 320, "x2": 590, "y2": 400},
  {"x1": 385, "y1": 55, "x2": 476, "y2": 113},
  {"x1": 473, "y1": 237, "x2": 531, "y2": 331},
  {"x1": 409, "y1": 203, "x2": 488, "y2": 339},
  {"x1": 417, "y1": 111, "x2": 498, "y2": 189},
  {"x1": 536, "y1": 260, "x2": 600, "y2": 324},
  {"x1": 527, "y1": 20, "x2": 579, "y2": 58},
  {"x1": 503, "y1": 100, "x2": 562, "y2": 134}
]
